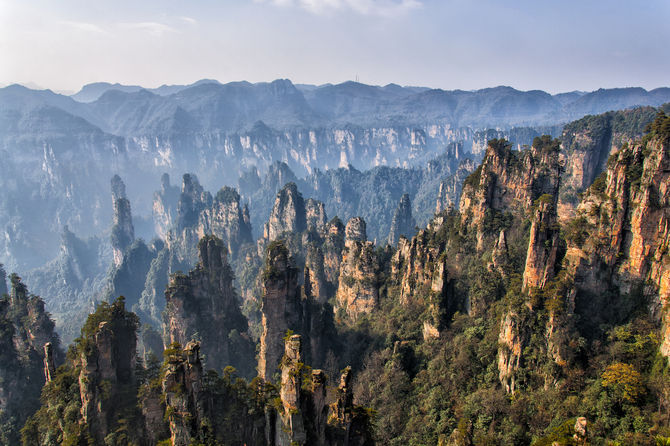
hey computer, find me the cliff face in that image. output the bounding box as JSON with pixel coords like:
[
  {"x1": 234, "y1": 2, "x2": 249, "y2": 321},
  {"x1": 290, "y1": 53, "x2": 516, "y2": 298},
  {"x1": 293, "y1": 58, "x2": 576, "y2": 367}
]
[
  {"x1": 391, "y1": 226, "x2": 454, "y2": 337},
  {"x1": 258, "y1": 242, "x2": 304, "y2": 381},
  {"x1": 459, "y1": 137, "x2": 562, "y2": 249},
  {"x1": 322, "y1": 218, "x2": 346, "y2": 286},
  {"x1": 558, "y1": 107, "x2": 658, "y2": 217},
  {"x1": 522, "y1": 196, "x2": 560, "y2": 292},
  {"x1": 497, "y1": 311, "x2": 526, "y2": 394},
  {"x1": 110, "y1": 175, "x2": 135, "y2": 267},
  {"x1": 166, "y1": 174, "x2": 253, "y2": 265},
  {"x1": 335, "y1": 218, "x2": 379, "y2": 321},
  {"x1": 163, "y1": 235, "x2": 254, "y2": 376},
  {"x1": 388, "y1": 193, "x2": 417, "y2": 246},
  {"x1": 560, "y1": 115, "x2": 670, "y2": 358}
]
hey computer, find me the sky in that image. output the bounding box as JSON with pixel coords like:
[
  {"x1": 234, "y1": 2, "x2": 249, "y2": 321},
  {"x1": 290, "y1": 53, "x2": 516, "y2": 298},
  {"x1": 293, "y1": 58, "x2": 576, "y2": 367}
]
[{"x1": 0, "y1": 0, "x2": 668, "y2": 94}]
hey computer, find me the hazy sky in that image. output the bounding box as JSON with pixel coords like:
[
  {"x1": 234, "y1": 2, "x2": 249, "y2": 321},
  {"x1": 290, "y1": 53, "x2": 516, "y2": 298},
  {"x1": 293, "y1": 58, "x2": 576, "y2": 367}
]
[{"x1": 1, "y1": 0, "x2": 668, "y2": 94}]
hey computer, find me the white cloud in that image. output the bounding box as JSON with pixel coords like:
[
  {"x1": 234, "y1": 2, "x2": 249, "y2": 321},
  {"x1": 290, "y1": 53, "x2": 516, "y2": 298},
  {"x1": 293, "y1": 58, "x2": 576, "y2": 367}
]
[
  {"x1": 118, "y1": 22, "x2": 177, "y2": 36},
  {"x1": 180, "y1": 16, "x2": 198, "y2": 25},
  {"x1": 59, "y1": 21, "x2": 107, "y2": 34},
  {"x1": 254, "y1": 0, "x2": 422, "y2": 17}
]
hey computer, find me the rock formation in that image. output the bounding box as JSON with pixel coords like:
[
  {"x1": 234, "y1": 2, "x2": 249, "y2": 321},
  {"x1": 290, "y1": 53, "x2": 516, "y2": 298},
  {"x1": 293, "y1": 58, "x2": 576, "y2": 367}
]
[
  {"x1": 110, "y1": 175, "x2": 135, "y2": 267},
  {"x1": 275, "y1": 334, "x2": 307, "y2": 445},
  {"x1": 335, "y1": 217, "x2": 379, "y2": 320},
  {"x1": 306, "y1": 198, "x2": 328, "y2": 233},
  {"x1": 305, "y1": 246, "x2": 328, "y2": 304},
  {"x1": 459, "y1": 137, "x2": 562, "y2": 249},
  {"x1": 78, "y1": 298, "x2": 139, "y2": 444},
  {"x1": 162, "y1": 341, "x2": 207, "y2": 446},
  {"x1": 163, "y1": 235, "x2": 254, "y2": 376},
  {"x1": 558, "y1": 107, "x2": 657, "y2": 217},
  {"x1": 522, "y1": 195, "x2": 560, "y2": 293},
  {"x1": 322, "y1": 217, "x2": 346, "y2": 285},
  {"x1": 167, "y1": 174, "x2": 253, "y2": 265},
  {"x1": 272, "y1": 335, "x2": 373, "y2": 446},
  {"x1": 258, "y1": 241, "x2": 304, "y2": 381},
  {"x1": 263, "y1": 182, "x2": 307, "y2": 242},
  {"x1": 490, "y1": 229, "x2": 510, "y2": 278},
  {"x1": 391, "y1": 226, "x2": 454, "y2": 335},
  {"x1": 0, "y1": 275, "x2": 63, "y2": 443},
  {"x1": 559, "y1": 113, "x2": 670, "y2": 359},
  {"x1": 388, "y1": 193, "x2": 417, "y2": 246},
  {"x1": 105, "y1": 238, "x2": 161, "y2": 315},
  {"x1": 435, "y1": 159, "x2": 477, "y2": 213},
  {"x1": 344, "y1": 217, "x2": 367, "y2": 245},
  {"x1": 153, "y1": 173, "x2": 180, "y2": 240}
]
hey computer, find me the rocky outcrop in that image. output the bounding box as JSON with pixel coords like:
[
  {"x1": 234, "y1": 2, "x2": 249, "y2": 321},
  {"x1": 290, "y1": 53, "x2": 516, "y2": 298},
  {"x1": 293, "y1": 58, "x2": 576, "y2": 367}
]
[
  {"x1": 388, "y1": 194, "x2": 416, "y2": 246},
  {"x1": 258, "y1": 242, "x2": 304, "y2": 381},
  {"x1": 459, "y1": 137, "x2": 562, "y2": 249},
  {"x1": 275, "y1": 334, "x2": 307, "y2": 446},
  {"x1": 522, "y1": 195, "x2": 560, "y2": 293},
  {"x1": 306, "y1": 198, "x2": 328, "y2": 233},
  {"x1": 137, "y1": 246, "x2": 170, "y2": 326},
  {"x1": 78, "y1": 298, "x2": 139, "y2": 443},
  {"x1": 322, "y1": 218, "x2": 346, "y2": 285},
  {"x1": 163, "y1": 235, "x2": 254, "y2": 376},
  {"x1": 264, "y1": 182, "x2": 307, "y2": 242},
  {"x1": 344, "y1": 217, "x2": 367, "y2": 245},
  {"x1": 162, "y1": 341, "x2": 207, "y2": 446},
  {"x1": 558, "y1": 107, "x2": 658, "y2": 217},
  {"x1": 168, "y1": 174, "x2": 253, "y2": 265},
  {"x1": 305, "y1": 246, "x2": 328, "y2": 304},
  {"x1": 153, "y1": 173, "x2": 180, "y2": 240},
  {"x1": 497, "y1": 311, "x2": 526, "y2": 394},
  {"x1": 560, "y1": 114, "x2": 670, "y2": 359},
  {"x1": 490, "y1": 229, "x2": 510, "y2": 278},
  {"x1": 105, "y1": 238, "x2": 161, "y2": 316},
  {"x1": 335, "y1": 218, "x2": 379, "y2": 321},
  {"x1": 273, "y1": 335, "x2": 373, "y2": 446},
  {"x1": 435, "y1": 159, "x2": 477, "y2": 213},
  {"x1": 391, "y1": 226, "x2": 455, "y2": 335},
  {"x1": 110, "y1": 175, "x2": 135, "y2": 267}
]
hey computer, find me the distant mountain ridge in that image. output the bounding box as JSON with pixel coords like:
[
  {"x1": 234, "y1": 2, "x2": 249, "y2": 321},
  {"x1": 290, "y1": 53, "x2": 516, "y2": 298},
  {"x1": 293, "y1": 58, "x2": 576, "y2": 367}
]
[{"x1": 7, "y1": 79, "x2": 668, "y2": 132}]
